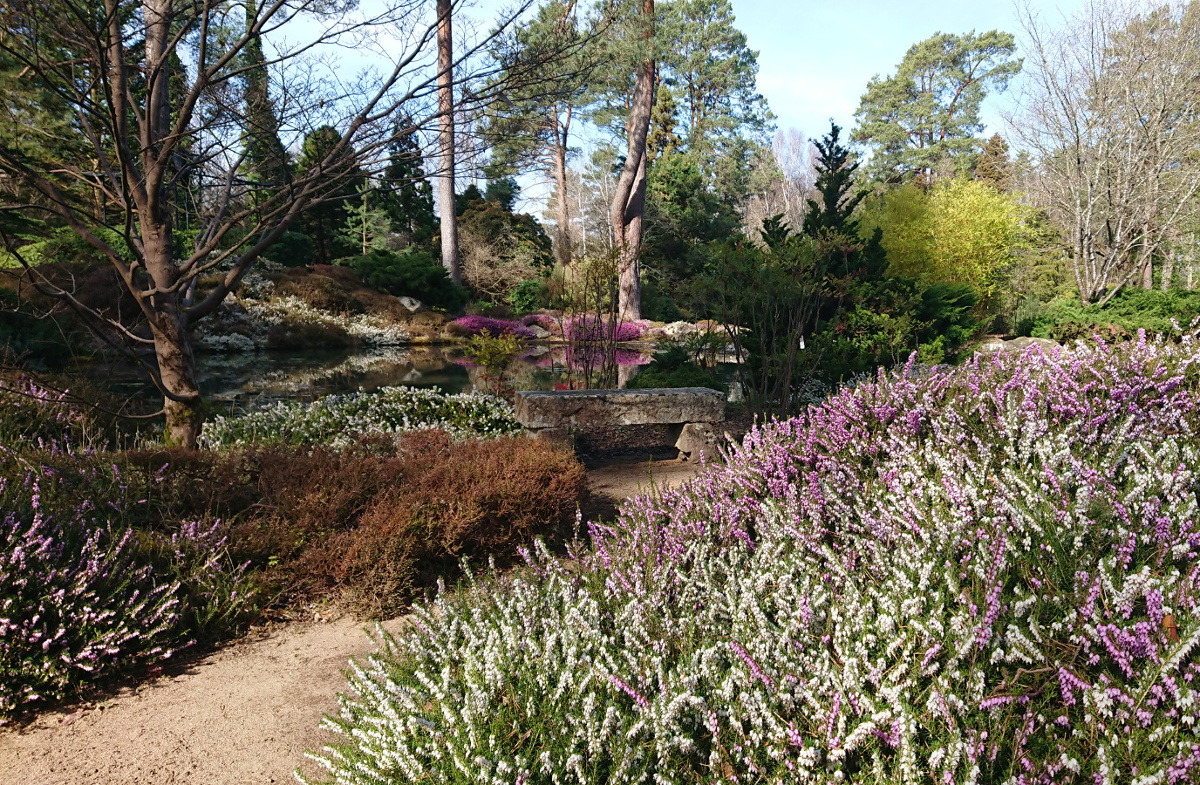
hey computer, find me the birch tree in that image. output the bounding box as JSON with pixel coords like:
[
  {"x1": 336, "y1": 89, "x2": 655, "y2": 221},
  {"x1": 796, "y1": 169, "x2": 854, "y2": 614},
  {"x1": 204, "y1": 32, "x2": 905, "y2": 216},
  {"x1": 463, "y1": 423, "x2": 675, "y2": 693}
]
[{"x1": 1012, "y1": 0, "x2": 1200, "y2": 304}]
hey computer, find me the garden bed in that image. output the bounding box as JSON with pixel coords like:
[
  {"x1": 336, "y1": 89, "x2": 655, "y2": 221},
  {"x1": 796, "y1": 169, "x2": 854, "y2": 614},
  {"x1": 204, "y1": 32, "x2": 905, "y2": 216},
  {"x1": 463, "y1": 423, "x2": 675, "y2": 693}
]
[{"x1": 306, "y1": 333, "x2": 1200, "y2": 784}]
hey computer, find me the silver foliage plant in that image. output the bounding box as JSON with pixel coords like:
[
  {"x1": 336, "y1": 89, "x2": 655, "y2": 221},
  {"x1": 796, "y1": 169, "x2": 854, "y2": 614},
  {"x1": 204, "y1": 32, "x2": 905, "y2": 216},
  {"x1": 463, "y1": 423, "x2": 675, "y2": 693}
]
[{"x1": 306, "y1": 332, "x2": 1200, "y2": 784}]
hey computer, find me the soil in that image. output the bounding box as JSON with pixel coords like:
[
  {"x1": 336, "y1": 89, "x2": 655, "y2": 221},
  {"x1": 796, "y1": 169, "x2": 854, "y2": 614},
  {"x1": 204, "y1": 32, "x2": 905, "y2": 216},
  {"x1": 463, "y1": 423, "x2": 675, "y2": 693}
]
[{"x1": 0, "y1": 418, "x2": 751, "y2": 785}]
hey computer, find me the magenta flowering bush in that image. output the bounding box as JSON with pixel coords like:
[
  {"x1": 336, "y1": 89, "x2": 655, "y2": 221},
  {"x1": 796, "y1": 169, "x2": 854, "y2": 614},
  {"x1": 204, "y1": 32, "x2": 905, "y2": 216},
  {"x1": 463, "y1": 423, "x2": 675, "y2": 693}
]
[
  {"x1": 308, "y1": 334, "x2": 1200, "y2": 785},
  {"x1": 563, "y1": 314, "x2": 649, "y2": 342},
  {"x1": 451, "y1": 315, "x2": 536, "y2": 339}
]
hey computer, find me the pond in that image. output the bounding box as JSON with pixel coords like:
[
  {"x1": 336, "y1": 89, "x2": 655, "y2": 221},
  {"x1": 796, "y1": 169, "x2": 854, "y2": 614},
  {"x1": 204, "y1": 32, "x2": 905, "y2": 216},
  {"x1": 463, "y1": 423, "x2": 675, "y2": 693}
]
[{"x1": 80, "y1": 343, "x2": 738, "y2": 415}]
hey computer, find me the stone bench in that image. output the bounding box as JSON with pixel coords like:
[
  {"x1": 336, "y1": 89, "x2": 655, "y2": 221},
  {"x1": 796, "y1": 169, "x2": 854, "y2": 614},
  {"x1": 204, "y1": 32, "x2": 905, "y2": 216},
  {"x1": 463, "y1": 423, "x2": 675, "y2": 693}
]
[{"x1": 514, "y1": 387, "x2": 726, "y2": 461}]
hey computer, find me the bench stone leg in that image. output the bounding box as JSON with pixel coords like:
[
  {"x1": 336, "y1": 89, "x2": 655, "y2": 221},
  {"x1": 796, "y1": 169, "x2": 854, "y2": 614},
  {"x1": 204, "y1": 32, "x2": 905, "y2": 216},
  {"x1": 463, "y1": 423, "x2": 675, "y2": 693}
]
[
  {"x1": 673, "y1": 422, "x2": 720, "y2": 462},
  {"x1": 529, "y1": 426, "x2": 574, "y2": 448}
]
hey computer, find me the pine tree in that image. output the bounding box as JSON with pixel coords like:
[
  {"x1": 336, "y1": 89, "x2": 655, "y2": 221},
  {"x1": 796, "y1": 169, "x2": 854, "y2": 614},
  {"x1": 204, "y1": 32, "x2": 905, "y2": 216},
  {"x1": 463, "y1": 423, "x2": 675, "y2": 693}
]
[
  {"x1": 975, "y1": 133, "x2": 1012, "y2": 191},
  {"x1": 340, "y1": 183, "x2": 392, "y2": 255},
  {"x1": 244, "y1": 0, "x2": 290, "y2": 188},
  {"x1": 647, "y1": 86, "x2": 682, "y2": 164},
  {"x1": 803, "y1": 122, "x2": 887, "y2": 280},
  {"x1": 802, "y1": 122, "x2": 864, "y2": 238},
  {"x1": 379, "y1": 119, "x2": 435, "y2": 242}
]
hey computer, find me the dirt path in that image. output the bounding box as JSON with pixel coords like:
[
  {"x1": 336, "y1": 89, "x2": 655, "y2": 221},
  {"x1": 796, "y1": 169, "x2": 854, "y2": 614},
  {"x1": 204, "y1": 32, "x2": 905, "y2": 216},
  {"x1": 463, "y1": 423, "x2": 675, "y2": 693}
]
[{"x1": 0, "y1": 458, "x2": 705, "y2": 785}]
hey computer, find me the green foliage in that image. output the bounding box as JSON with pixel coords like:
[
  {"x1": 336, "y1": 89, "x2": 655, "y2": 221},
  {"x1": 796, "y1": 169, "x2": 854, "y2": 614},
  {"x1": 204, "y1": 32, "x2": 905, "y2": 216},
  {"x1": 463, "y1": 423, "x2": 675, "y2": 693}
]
[
  {"x1": 340, "y1": 249, "x2": 467, "y2": 311},
  {"x1": 378, "y1": 119, "x2": 435, "y2": 243},
  {"x1": 853, "y1": 30, "x2": 1021, "y2": 182},
  {"x1": 463, "y1": 330, "x2": 524, "y2": 396},
  {"x1": 0, "y1": 289, "x2": 77, "y2": 364},
  {"x1": 699, "y1": 226, "x2": 822, "y2": 416},
  {"x1": 457, "y1": 196, "x2": 553, "y2": 272},
  {"x1": 1019, "y1": 288, "x2": 1200, "y2": 341},
  {"x1": 0, "y1": 225, "x2": 135, "y2": 268},
  {"x1": 642, "y1": 150, "x2": 739, "y2": 301},
  {"x1": 483, "y1": 177, "x2": 520, "y2": 213},
  {"x1": 975, "y1": 132, "x2": 1012, "y2": 190},
  {"x1": 627, "y1": 344, "x2": 720, "y2": 390},
  {"x1": 262, "y1": 230, "x2": 315, "y2": 267},
  {"x1": 656, "y1": 0, "x2": 773, "y2": 202},
  {"x1": 506, "y1": 278, "x2": 547, "y2": 313},
  {"x1": 870, "y1": 177, "x2": 1023, "y2": 306},
  {"x1": 803, "y1": 123, "x2": 888, "y2": 280},
  {"x1": 297, "y1": 126, "x2": 365, "y2": 265},
  {"x1": 339, "y1": 183, "x2": 392, "y2": 256}
]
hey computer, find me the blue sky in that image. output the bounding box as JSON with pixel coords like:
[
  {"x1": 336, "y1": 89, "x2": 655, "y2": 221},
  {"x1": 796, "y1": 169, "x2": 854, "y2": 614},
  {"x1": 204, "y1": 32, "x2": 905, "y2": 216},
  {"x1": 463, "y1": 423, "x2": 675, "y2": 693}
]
[{"x1": 728, "y1": 0, "x2": 1085, "y2": 142}]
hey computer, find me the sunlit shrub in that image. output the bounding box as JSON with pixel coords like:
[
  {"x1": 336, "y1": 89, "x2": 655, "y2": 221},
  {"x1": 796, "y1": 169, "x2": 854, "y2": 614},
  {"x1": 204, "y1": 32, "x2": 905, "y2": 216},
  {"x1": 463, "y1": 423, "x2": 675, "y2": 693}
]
[
  {"x1": 0, "y1": 451, "x2": 254, "y2": 718},
  {"x1": 307, "y1": 333, "x2": 1200, "y2": 784}
]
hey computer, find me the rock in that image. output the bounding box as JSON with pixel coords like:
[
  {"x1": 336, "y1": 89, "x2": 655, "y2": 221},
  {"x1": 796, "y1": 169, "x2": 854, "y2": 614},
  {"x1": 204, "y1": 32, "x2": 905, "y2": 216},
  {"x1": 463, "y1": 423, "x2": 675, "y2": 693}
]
[
  {"x1": 514, "y1": 388, "x2": 725, "y2": 430},
  {"x1": 526, "y1": 344, "x2": 549, "y2": 357},
  {"x1": 397, "y1": 296, "x2": 423, "y2": 313},
  {"x1": 1002, "y1": 336, "x2": 1060, "y2": 353},
  {"x1": 530, "y1": 426, "x2": 574, "y2": 448},
  {"x1": 669, "y1": 421, "x2": 722, "y2": 462},
  {"x1": 528, "y1": 325, "x2": 552, "y2": 340},
  {"x1": 661, "y1": 321, "x2": 700, "y2": 339},
  {"x1": 978, "y1": 336, "x2": 1006, "y2": 353}
]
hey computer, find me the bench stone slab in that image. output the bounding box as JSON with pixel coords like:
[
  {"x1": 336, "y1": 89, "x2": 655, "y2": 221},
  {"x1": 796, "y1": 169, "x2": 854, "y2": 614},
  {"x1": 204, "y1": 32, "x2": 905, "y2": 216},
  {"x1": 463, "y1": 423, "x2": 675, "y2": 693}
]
[{"x1": 514, "y1": 388, "x2": 725, "y2": 430}]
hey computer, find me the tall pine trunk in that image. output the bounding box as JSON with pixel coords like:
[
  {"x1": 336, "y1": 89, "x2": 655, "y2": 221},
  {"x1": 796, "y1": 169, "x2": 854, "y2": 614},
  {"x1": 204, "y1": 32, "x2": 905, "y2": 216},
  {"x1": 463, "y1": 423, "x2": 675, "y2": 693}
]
[
  {"x1": 609, "y1": 0, "x2": 654, "y2": 322},
  {"x1": 437, "y1": 0, "x2": 461, "y2": 285},
  {"x1": 553, "y1": 108, "x2": 573, "y2": 267}
]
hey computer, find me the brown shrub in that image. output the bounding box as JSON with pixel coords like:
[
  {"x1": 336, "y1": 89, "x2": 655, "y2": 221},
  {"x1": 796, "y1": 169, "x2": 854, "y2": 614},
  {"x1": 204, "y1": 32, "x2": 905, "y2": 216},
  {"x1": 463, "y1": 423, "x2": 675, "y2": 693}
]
[
  {"x1": 118, "y1": 433, "x2": 588, "y2": 618},
  {"x1": 304, "y1": 433, "x2": 588, "y2": 617}
]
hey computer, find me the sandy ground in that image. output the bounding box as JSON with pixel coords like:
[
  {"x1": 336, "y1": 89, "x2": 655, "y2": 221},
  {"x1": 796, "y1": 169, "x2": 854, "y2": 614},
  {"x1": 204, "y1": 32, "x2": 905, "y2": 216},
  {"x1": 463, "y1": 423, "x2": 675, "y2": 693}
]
[{"x1": 0, "y1": 458, "x2": 706, "y2": 785}]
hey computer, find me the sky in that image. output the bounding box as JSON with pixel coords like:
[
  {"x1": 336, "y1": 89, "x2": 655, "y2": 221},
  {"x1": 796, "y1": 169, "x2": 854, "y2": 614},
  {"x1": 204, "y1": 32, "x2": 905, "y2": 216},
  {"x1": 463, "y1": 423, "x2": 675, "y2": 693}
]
[{"x1": 727, "y1": 0, "x2": 1087, "y2": 143}]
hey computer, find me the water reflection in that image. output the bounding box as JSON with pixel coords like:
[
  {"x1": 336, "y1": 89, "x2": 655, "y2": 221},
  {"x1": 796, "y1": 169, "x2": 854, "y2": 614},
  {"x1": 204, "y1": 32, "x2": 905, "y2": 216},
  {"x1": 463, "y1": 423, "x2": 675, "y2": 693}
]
[{"x1": 197, "y1": 343, "x2": 661, "y2": 411}]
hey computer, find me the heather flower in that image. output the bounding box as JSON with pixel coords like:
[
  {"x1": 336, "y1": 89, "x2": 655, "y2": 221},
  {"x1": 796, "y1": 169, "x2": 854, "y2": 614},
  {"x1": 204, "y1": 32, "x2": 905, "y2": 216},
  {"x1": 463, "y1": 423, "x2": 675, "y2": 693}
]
[
  {"x1": 305, "y1": 333, "x2": 1200, "y2": 784},
  {"x1": 200, "y1": 386, "x2": 521, "y2": 449}
]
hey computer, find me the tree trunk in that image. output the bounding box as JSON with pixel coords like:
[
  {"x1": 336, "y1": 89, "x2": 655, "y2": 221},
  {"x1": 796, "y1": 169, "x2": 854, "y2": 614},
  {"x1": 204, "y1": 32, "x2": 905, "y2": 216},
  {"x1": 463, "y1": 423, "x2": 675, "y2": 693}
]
[
  {"x1": 1162, "y1": 250, "x2": 1176, "y2": 292},
  {"x1": 618, "y1": 148, "x2": 647, "y2": 320},
  {"x1": 153, "y1": 307, "x2": 204, "y2": 447},
  {"x1": 437, "y1": 0, "x2": 461, "y2": 285},
  {"x1": 610, "y1": 0, "x2": 654, "y2": 322},
  {"x1": 554, "y1": 110, "x2": 573, "y2": 267}
]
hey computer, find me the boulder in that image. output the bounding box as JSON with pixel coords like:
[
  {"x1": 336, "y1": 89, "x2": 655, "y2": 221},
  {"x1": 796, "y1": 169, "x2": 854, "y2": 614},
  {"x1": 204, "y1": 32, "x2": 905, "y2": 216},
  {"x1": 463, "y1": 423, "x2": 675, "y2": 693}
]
[
  {"x1": 397, "y1": 296, "x2": 424, "y2": 313},
  {"x1": 1002, "y1": 336, "x2": 1060, "y2": 353},
  {"x1": 661, "y1": 321, "x2": 700, "y2": 339},
  {"x1": 528, "y1": 325, "x2": 553, "y2": 340},
  {"x1": 669, "y1": 421, "x2": 722, "y2": 462}
]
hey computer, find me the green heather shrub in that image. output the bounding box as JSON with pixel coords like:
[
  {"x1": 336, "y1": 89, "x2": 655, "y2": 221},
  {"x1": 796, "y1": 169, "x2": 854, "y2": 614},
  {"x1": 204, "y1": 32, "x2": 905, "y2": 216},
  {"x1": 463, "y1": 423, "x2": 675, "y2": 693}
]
[
  {"x1": 305, "y1": 334, "x2": 1200, "y2": 784},
  {"x1": 200, "y1": 386, "x2": 521, "y2": 448},
  {"x1": 340, "y1": 249, "x2": 467, "y2": 311}
]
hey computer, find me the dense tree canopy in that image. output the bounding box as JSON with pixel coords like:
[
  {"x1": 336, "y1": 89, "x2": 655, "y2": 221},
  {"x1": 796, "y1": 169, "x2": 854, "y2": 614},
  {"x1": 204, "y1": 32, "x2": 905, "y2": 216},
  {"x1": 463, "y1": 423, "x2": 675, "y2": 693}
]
[{"x1": 853, "y1": 31, "x2": 1021, "y2": 183}]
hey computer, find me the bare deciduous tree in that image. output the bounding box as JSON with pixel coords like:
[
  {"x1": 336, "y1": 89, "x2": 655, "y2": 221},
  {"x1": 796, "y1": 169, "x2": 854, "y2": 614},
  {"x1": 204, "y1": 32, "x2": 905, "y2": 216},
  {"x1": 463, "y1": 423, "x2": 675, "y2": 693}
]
[
  {"x1": 0, "y1": 0, "x2": 529, "y2": 445},
  {"x1": 1011, "y1": 0, "x2": 1200, "y2": 305},
  {"x1": 742, "y1": 127, "x2": 816, "y2": 238}
]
